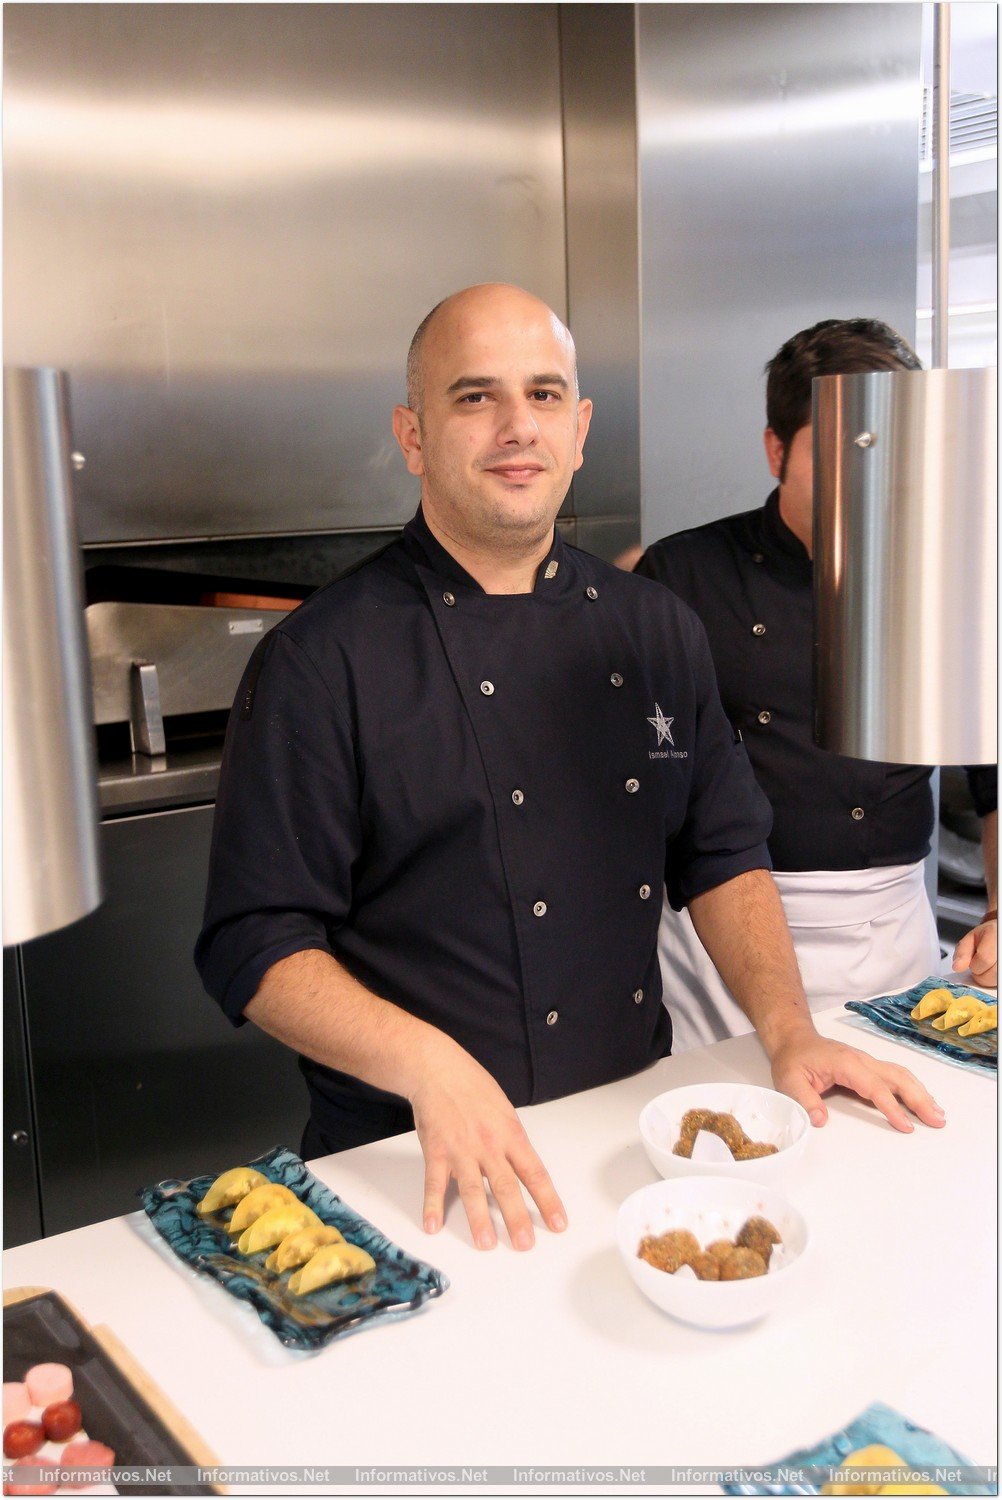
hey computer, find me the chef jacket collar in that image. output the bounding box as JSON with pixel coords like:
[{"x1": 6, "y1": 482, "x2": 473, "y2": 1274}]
[
  {"x1": 760, "y1": 488, "x2": 812, "y2": 581},
  {"x1": 402, "y1": 504, "x2": 570, "y2": 596}
]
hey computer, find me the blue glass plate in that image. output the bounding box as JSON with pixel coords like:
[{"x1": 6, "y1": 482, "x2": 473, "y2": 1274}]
[
  {"x1": 140, "y1": 1145, "x2": 449, "y2": 1352},
  {"x1": 721, "y1": 1401, "x2": 993, "y2": 1495},
  {"x1": 845, "y1": 976, "x2": 997, "y2": 1075}
]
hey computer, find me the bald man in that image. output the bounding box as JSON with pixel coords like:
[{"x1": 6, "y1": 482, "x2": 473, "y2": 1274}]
[{"x1": 197, "y1": 285, "x2": 944, "y2": 1253}]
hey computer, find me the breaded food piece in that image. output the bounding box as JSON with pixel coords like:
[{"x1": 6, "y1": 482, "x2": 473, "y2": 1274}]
[
  {"x1": 708, "y1": 1111, "x2": 747, "y2": 1152},
  {"x1": 718, "y1": 1246, "x2": 767, "y2": 1280},
  {"x1": 733, "y1": 1140, "x2": 779, "y2": 1160},
  {"x1": 706, "y1": 1240, "x2": 735, "y2": 1264},
  {"x1": 736, "y1": 1216, "x2": 782, "y2": 1265},
  {"x1": 673, "y1": 1108, "x2": 777, "y2": 1160},
  {"x1": 672, "y1": 1109, "x2": 718, "y2": 1157},
  {"x1": 637, "y1": 1229, "x2": 701, "y2": 1273},
  {"x1": 674, "y1": 1109, "x2": 747, "y2": 1157},
  {"x1": 690, "y1": 1253, "x2": 721, "y2": 1281},
  {"x1": 910, "y1": 987, "x2": 953, "y2": 1022}
]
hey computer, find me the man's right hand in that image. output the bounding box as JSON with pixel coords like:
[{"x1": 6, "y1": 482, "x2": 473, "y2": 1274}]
[
  {"x1": 247, "y1": 949, "x2": 567, "y2": 1250},
  {"x1": 408, "y1": 1042, "x2": 567, "y2": 1251}
]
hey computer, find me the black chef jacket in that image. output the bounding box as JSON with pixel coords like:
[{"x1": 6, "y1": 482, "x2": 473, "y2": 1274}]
[
  {"x1": 196, "y1": 507, "x2": 773, "y2": 1147},
  {"x1": 636, "y1": 490, "x2": 943, "y2": 871}
]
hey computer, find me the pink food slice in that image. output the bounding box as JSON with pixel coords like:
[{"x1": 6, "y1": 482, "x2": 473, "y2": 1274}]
[
  {"x1": 2, "y1": 1454, "x2": 57, "y2": 1495},
  {"x1": 1, "y1": 1386, "x2": 30, "y2": 1426},
  {"x1": 59, "y1": 1439, "x2": 116, "y2": 1484},
  {"x1": 22, "y1": 1368, "x2": 72, "y2": 1410}
]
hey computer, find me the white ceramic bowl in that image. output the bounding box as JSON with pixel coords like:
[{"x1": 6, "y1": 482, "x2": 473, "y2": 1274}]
[
  {"x1": 639, "y1": 1082, "x2": 810, "y2": 1185},
  {"x1": 617, "y1": 1176, "x2": 810, "y2": 1329}
]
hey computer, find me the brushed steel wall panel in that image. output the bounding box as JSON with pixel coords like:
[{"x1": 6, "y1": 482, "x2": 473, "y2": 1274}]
[
  {"x1": 4, "y1": 4, "x2": 566, "y2": 542},
  {"x1": 637, "y1": 3, "x2": 923, "y2": 541},
  {"x1": 560, "y1": 5, "x2": 640, "y2": 537}
]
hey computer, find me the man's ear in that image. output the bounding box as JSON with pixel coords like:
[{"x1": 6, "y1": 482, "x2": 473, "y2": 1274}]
[
  {"x1": 763, "y1": 427, "x2": 785, "y2": 481},
  {"x1": 573, "y1": 398, "x2": 594, "y2": 472},
  {"x1": 393, "y1": 405, "x2": 424, "y2": 477}
]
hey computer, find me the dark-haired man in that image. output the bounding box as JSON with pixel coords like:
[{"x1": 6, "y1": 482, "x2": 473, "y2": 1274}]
[
  {"x1": 636, "y1": 318, "x2": 997, "y2": 1051},
  {"x1": 198, "y1": 291, "x2": 945, "y2": 1253}
]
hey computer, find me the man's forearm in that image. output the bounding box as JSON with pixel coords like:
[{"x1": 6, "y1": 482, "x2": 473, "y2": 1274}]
[
  {"x1": 687, "y1": 869, "x2": 814, "y2": 1057},
  {"x1": 244, "y1": 948, "x2": 456, "y2": 1103}
]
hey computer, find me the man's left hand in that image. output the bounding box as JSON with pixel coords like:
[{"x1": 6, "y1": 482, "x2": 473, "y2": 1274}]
[
  {"x1": 953, "y1": 918, "x2": 997, "y2": 988},
  {"x1": 769, "y1": 1029, "x2": 946, "y2": 1133}
]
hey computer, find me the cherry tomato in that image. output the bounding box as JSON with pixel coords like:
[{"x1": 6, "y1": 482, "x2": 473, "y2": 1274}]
[
  {"x1": 40, "y1": 1400, "x2": 81, "y2": 1443},
  {"x1": 2, "y1": 1423, "x2": 44, "y2": 1460}
]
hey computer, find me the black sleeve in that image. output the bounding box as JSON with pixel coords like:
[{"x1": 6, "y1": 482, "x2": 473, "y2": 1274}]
[
  {"x1": 966, "y1": 765, "x2": 998, "y2": 818},
  {"x1": 634, "y1": 543, "x2": 671, "y2": 586},
  {"x1": 665, "y1": 615, "x2": 774, "y2": 909},
  {"x1": 194, "y1": 628, "x2": 363, "y2": 1024}
]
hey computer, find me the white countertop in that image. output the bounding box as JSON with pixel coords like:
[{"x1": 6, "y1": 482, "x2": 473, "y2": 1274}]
[{"x1": 4, "y1": 1006, "x2": 996, "y2": 1484}]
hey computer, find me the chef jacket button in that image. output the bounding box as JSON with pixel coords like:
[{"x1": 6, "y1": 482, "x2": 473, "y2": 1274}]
[
  {"x1": 533, "y1": 900, "x2": 547, "y2": 916},
  {"x1": 752, "y1": 553, "x2": 764, "y2": 563},
  {"x1": 752, "y1": 622, "x2": 766, "y2": 636},
  {"x1": 633, "y1": 989, "x2": 644, "y2": 1004},
  {"x1": 757, "y1": 710, "x2": 772, "y2": 725},
  {"x1": 610, "y1": 672, "x2": 624, "y2": 687},
  {"x1": 639, "y1": 884, "x2": 651, "y2": 899},
  {"x1": 585, "y1": 586, "x2": 599, "y2": 600},
  {"x1": 851, "y1": 806, "x2": 865, "y2": 821},
  {"x1": 546, "y1": 1010, "x2": 559, "y2": 1026},
  {"x1": 625, "y1": 778, "x2": 640, "y2": 794},
  {"x1": 480, "y1": 681, "x2": 495, "y2": 696},
  {"x1": 443, "y1": 592, "x2": 456, "y2": 606},
  {"x1": 512, "y1": 789, "x2": 524, "y2": 805}
]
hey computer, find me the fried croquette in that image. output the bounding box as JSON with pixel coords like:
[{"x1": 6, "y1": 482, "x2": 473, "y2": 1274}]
[
  {"x1": 672, "y1": 1108, "x2": 776, "y2": 1160},
  {"x1": 637, "y1": 1229, "x2": 701, "y2": 1273},
  {"x1": 706, "y1": 1240, "x2": 734, "y2": 1264},
  {"x1": 718, "y1": 1246, "x2": 768, "y2": 1280},
  {"x1": 736, "y1": 1216, "x2": 782, "y2": 1265},
  {"x1": 690, "y1": 1253, "x2": 721, "y2": 1281},
  {"x1": 733, "y1": 1140, "x2": 780, "y2": 1160}
]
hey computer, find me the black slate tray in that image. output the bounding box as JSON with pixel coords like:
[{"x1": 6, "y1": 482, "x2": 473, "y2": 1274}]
[{"x1": 3, "y1": 1291, "x2": 214, "y2": 1496}]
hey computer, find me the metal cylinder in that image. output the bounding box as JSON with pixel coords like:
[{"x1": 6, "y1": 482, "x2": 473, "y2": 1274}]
[
  {"x1": 3, "y1": 367, "x2": 102, "y2": 946},
  {"x1": 931, "y1": 3, "x2": 951, "y2": 370},
  {"x1": 813, "y1": 367, "x2": 997, "y2": 766}
]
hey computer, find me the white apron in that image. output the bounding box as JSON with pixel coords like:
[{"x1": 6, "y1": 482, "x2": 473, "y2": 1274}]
[{"x1": 660, "y1": 862, "x2": 942, "y2": 1054}]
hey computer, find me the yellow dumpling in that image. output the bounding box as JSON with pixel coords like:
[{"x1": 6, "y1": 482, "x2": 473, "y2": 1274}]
[
  {"x1": 197, "y1": 1166, "x2": 268, "y2": 1215},
  {"x1": 822, "y1": 1445, "x2": 907, "y2": 1495},
  {"x1": 958, "y1": 1006, "x2": 997, "y2": 1037},
  {"x1": 875, "y1": 1486, "x2": 947, "y2": 1495},
  {"x1": 237, "y1": 1202, "x2": 321, "y2": 1256},
  {"x1": 910, "y1": 988, "x2": 953, "y2": 1021},
  {"x1": 931, "y1": 998, "x2": 983, "y2": 1031},
  {"x1": 265, "y1": 1224, "x2": 345, "y2": 1273},
  {"x1": 227, "y1": 1182, "x2": 299, "y2": 1233},
  {"x1": 288, "y1": 1242, "x2": 376, "y2": 1295}
]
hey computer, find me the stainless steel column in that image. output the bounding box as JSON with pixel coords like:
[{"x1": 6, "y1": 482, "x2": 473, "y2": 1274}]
[
  {"x1": 813, "y1": 367, "x2": 997, "y2": 765},
  {"x1": 3, "y1": 368, "x2": 102, "y2": 945}
]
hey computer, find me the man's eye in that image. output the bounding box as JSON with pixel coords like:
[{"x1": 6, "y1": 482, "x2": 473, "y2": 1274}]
[
  {"x1": 459, "y1": 392, "x2": 488, "y2": 405},
  {"x1": 531, "y1": 390, "x2": 560, "y2": 403}
]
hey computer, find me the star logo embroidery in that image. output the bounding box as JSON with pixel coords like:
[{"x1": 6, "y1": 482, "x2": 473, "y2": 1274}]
[{"x1": 647, "y1": 703, "x2": 675, "y2": 746}]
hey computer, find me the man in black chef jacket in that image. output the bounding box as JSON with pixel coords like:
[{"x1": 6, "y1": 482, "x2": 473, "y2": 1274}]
[
  {"x1": 636, "y1": 318, "x2": 998, "y2": 1052},
  {"x1": 197, "y1": 288, "x2": 944, "y2": 1252}
]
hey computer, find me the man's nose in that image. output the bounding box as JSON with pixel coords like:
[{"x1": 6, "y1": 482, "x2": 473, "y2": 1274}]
[{"x1": 496, "y1": 397, "x2": 540, "y2": 445}]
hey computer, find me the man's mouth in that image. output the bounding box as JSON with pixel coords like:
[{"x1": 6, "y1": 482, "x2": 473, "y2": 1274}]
[{"x1": 484, "y1": 463, "x2": 546, "y2": 481}]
